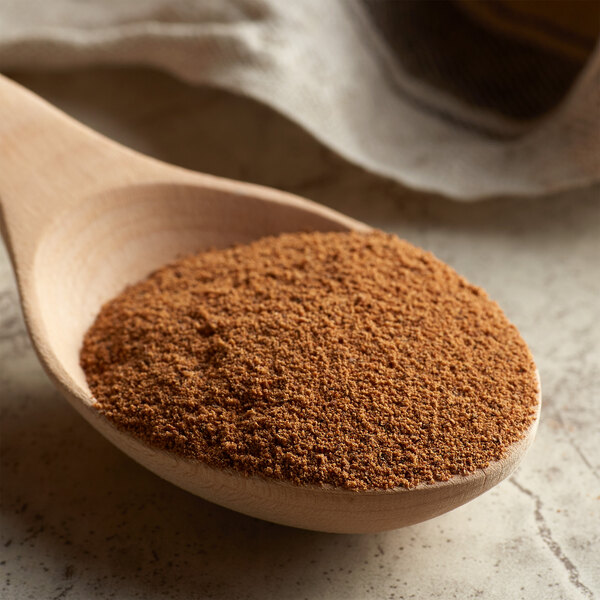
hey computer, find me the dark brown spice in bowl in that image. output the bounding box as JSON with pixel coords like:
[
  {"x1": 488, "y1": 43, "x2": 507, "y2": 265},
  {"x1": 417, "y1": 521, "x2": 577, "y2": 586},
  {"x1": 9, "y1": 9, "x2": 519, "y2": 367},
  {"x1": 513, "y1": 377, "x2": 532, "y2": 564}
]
[{"x1": 80, "y1": 231, "x2": 539, "y2": 490}]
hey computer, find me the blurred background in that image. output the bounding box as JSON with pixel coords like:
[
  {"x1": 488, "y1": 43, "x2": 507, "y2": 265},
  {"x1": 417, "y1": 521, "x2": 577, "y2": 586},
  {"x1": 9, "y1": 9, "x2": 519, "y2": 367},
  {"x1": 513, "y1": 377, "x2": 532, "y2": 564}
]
[{"x1": 1, "y1": 2, "x2": 599, "y2": 599}]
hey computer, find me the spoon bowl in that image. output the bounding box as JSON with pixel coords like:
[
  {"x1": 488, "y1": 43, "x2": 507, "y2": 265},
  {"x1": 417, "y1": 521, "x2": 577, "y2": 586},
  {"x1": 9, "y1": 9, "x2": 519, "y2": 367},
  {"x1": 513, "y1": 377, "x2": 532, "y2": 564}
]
[{"x1": 0, "y1": 75, "x2": 540, "y2": 533}]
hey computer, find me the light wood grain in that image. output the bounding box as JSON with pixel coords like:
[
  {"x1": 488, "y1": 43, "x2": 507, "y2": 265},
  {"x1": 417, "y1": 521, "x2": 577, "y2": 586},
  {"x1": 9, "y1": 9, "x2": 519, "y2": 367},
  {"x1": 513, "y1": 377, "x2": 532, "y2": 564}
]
[{"x1": 0, "y1": 75, "x2": 541, "y2": 533}]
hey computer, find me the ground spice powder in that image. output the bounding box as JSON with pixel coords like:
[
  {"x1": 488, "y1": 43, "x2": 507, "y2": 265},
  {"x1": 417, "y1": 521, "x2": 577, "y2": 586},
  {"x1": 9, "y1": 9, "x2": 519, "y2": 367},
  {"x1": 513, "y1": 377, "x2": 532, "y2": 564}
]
[{"x1": 81, "y1": 231, "x2": 539, "y2": 490}]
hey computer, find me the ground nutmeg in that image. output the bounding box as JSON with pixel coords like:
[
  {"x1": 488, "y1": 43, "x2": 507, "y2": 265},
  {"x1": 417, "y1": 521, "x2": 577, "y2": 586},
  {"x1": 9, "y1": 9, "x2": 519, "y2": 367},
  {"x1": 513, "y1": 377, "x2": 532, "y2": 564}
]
[{"x1": 80, "y1": 231, "x2": 539, "y2": 490}]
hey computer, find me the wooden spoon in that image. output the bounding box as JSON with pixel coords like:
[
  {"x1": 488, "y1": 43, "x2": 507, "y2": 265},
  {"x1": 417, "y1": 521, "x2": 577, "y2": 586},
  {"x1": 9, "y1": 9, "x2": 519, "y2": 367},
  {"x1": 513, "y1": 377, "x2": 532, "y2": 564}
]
[{"x1": 0, "y1": 75, "x2": 540, "y2": 533}]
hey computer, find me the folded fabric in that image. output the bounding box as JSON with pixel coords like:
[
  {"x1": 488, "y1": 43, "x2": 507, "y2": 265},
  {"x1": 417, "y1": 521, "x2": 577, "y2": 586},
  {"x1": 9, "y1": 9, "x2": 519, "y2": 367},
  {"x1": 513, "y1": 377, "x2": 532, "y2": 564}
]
[{"x1": 0, "y1": 0, "x2": 598, "y2": 200}]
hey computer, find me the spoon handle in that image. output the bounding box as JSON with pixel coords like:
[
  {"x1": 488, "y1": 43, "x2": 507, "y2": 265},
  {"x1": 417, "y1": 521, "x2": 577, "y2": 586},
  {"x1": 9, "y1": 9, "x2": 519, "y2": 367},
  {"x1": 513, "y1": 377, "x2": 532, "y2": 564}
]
[{"x1": 0, "y1": 75, "x2": 154, "y2": 268}]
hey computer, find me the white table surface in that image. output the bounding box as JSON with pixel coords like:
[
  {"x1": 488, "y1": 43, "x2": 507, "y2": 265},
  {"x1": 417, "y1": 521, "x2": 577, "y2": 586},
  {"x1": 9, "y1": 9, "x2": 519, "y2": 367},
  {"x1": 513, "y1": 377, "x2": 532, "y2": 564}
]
[{"x1": 1, "y1": 68, "x2": 599, "y2": 600}]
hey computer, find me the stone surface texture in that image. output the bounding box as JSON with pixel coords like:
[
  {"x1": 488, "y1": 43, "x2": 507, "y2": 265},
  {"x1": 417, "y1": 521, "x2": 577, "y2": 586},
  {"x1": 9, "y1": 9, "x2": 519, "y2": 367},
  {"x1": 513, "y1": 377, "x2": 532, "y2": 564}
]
[{"x1": 1, "y1": 68, "x2": 599, "y2": 600}]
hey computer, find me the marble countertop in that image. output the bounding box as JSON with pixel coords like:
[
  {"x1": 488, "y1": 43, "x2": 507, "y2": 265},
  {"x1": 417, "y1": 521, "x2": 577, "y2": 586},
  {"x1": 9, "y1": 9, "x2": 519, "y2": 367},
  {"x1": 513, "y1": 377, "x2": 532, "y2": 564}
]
[{"x1": 1, "y1": 68, "x2": 599, "y2": 600}]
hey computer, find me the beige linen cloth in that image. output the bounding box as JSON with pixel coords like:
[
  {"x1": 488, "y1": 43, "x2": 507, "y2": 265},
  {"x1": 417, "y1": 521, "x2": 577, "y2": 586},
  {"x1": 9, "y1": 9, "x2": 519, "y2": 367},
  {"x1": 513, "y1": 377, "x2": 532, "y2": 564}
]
[{"x1": 0, "y1": 0, "x2": 598, "y2": 200}]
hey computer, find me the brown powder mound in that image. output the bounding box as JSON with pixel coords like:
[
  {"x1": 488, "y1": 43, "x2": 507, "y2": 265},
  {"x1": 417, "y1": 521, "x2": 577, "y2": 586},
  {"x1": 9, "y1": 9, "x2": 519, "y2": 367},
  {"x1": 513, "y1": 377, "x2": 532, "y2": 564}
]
[{"x1": 80, "y1": 231, "x2": 539, "y2": 490}]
